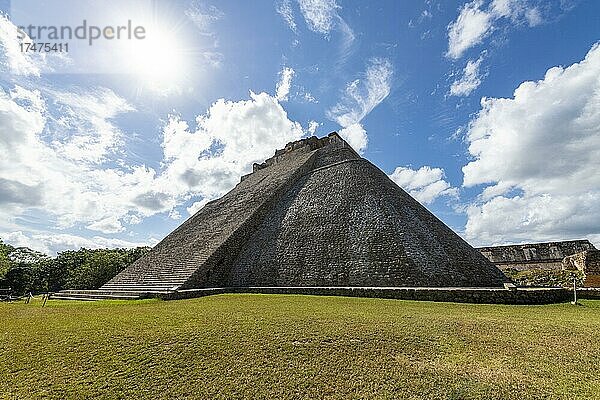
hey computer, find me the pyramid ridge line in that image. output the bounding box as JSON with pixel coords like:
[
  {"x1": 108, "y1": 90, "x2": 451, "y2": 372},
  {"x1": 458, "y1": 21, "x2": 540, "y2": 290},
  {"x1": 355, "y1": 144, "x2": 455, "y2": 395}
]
[{"x1": 244, "y1": 132, "x2": 353, "y2": 177}]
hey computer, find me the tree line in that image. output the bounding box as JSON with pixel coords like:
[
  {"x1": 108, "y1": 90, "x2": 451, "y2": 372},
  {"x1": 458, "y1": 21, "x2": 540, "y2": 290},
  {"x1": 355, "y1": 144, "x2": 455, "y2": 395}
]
[{"x1": 0, "y1": 238, "x2": 150, "y2": 295}]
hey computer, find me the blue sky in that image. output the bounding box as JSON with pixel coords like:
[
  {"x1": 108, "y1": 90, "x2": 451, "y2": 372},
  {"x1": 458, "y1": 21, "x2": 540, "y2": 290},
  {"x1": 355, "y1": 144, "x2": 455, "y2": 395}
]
[{"x1": 0, "y1": 0, "x2": 599, "y2": 254}]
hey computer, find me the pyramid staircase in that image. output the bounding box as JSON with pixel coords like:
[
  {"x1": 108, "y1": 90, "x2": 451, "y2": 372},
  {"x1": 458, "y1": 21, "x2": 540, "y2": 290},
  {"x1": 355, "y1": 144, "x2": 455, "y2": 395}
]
[{"x1": 52, "y1": 136, "x2": 328, "y2": 301}]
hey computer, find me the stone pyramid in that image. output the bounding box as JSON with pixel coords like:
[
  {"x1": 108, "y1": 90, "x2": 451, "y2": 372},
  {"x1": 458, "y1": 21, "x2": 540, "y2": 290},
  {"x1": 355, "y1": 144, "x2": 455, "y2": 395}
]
[{"x1": 102, "y1": 133, "x2": 508, "y2": 292}]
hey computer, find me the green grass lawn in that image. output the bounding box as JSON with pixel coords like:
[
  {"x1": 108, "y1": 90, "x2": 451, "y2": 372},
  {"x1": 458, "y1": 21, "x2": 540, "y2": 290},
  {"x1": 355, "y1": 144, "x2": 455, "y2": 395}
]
[{"x1": 2, "y1": 295, "x2": 600, "y2": 400}]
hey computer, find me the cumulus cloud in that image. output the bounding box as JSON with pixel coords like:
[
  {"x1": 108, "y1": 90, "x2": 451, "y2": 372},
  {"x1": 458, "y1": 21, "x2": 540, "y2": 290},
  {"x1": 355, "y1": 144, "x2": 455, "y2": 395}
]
[
  {"x1": 307, "y1": 120, "x2": 320, "y2": 135},
  {"x1": 0, "y1": 11, "x2": 313, "y2": 252},
  {"x1": 86, "y1": 216, "x2": 125, "y2": 234},
  {"x1": 160, "y1": 91, "x2": 305, "y2": 204},
  {"x1": 0, "y1": 84, "x2": 306, "y2": 239},
  {"x1": 0, "y1": 13, "x2": 43, "y2": 76},
  {"x1": 450, "y1": 55, "x2": 485, "y2": 96},
  {"x1": 446, "y1": 0, "x2": 552, "y2": 59},
  {"x1": 0, "y1": 13, "x2": 68, "y2": 75},
  {"x1": 462, "y1": 42, "x2": 600, "y2": 245},
  {"x1": 187, "y1": 199, "x2": 211, "y2": 216},
  {"x1": 338, "y1": 123, "x2": 367, "y2": 154},
  {"x1": 275, "y1": 66, "x2": 295, "y2": 101},
  {"x1": 327, "y1": 58, "x2": 393, "y2": 153},
  {"x1": 390, "y1": 166, "x2": 458, "y2": 205},
  {"x1": 0, "y1": 83, "x2": 158, "y2": 233},
  {"x1": 48, "y1": 87, "x2": 135, "y2": 164},
  {"x1": 0, "y1": 11, "x2": 308, "y2": 244}
]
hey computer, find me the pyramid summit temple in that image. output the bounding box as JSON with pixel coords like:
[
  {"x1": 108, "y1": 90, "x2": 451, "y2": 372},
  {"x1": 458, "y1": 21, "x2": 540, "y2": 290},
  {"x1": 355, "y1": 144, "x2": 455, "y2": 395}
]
[{"x1": 99, "y1": 132, "x2": 509, "y2": 293}]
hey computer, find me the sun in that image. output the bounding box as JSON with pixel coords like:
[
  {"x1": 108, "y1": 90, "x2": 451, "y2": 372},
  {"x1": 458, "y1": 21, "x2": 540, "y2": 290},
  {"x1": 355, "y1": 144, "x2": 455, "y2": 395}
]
[{"x1": 126, "y1": 24, "x2": 186, "y2": 83}]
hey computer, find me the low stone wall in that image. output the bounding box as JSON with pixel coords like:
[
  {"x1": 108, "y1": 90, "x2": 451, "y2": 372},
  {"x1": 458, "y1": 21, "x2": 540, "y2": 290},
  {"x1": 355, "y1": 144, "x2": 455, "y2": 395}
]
[
  {"x1": 162, "y1": 286, "x2": 571, "y2": 305},
  {"x1": 578, "y1": 288, "x2": 600, "y2": 300}
]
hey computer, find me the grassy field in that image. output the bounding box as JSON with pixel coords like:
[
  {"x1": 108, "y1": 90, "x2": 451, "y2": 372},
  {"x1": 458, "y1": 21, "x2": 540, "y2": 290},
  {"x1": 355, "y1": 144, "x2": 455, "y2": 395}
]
[{"x1": 2, "y1": 295, "x2": 600, "y2": 400}]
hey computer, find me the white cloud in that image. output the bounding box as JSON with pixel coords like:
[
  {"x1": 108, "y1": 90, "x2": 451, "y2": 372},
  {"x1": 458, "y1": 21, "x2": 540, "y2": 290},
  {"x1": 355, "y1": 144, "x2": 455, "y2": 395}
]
[
  {"x1": 0, "y1": 13, "x2": 42, "y2": 76},
  {"x1": 0, "y1": 82, "x2": 161, "y2": 233},
  {"x1": 446, "y1": 0, "x2": 549, "y2": 59},
  {"x1": 185, "y1": 1, "x2": 224, "y2": 33},
  {"x1": 293, "y1": 0, "x2": 356, "y2": 53},
  {"x1": 450, "y1": 55, "x2": 485, "y2": 96},
  {"x1": 168, "y1": 209, "x2": 182, "y2": 220},
  {"x1": 447, "y1": 1, "x2": 492, "y2": 60},
  {"x1": 328, "y1": 58, "x2": 393, "y2": 127},
  {"x1": 489, "y1": 0, "x2": 514, "y2": 17},
  {"x1": 277, "y1": 0, "x2": 355, "y2": 65},
  {"x1": 303, "y1": 92, "x2": 318, "y2": 103},
  {"x1": 465, "y1": 193, "x2": 600, "y2": 246},
  {"x1": 338, "y1": 123, "x2": 367, "y2": 154},
  {"x1": 184, "y1": 2, "x2": 224, "y2": 68},
  {"x1": 327, "y1": 58, "x2": 393, "y2": 153},
  {"x1": 86, "y1": 216, "x2": 125, "y2": 234},
  {"x1": 277, "y1": 0, "x2": 298, "y2": 34},
  {"x1": 159, "y1": 90, "x2": 305, "y2": 211},
  {"x1": 275, "y1": 66, "x2": 295, "y2": 101},
  {"x1": 390, "y1": 166, "x2": 458, "y2": 205},
  {"x1": 0, "y1": 12, "x2": 309, "y2": 252},
  {"x1": 47, "y1": 87, "x2": 135, "y2": 164},
  {"x1": 187, "y1": 199, "x2": 211, "y2": 216},
  {"x1": 462, "y1": 42, "x2": 600, "y2": 245},
  {"x1": 0, "y1": 84, "x2": 305, "y2": 246},
  {"x1": 524, "y1": 7, "x2": 543, "y2": 26},
  {"x1": 307, "y1": 120, "x2": 320, "y2": 136},
  {"x1": 1, "y1": 230, "x2": 156, "y2": 256},
  {"x1": 0, "y1": 13, "x2": 68, "y2": 76},
  {"x1": 297, "y1": 0, "x2": 340, "y2": 35}
]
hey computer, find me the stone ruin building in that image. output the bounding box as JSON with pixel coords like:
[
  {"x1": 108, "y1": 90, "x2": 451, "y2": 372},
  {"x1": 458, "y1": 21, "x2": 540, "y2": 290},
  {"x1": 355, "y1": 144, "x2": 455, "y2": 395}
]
[
  {"x1": 99, "y1": 133, "x2": 509, "y2": 294},
  {"x1": 479, "y1": 240, "x2": 600, "y2": 287},
  {"x1": 563, "y1": 250, "x2": 600, "y2": 287}
]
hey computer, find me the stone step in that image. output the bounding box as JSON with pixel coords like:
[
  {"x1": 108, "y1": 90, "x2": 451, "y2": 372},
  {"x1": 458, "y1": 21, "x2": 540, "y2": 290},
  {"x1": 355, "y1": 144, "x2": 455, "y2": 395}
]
[
  {"x1": 109, "y1": 277, "x2": 190, "y2": 282},
  {"x1": 59, "y1": 289, "x2": 164, "y2": 296},
  {"x1": 100, "y1": 285, "x2": 180, "y2": 291},
  {"x1": 106, "y1": 277, "x2": 189, "y2": 284},
  {"x1": 101, "y1": 283, "x2": 181, "y2": 288},
  {"x1": 50, "y1": 295, "x2": 100, "y2": 301},
  {"x1": 103, "y1": 282, "x2": 184, "y2": 287},
  {"x1": 105, "y1": 278, "x2": 188, "y2": 283},
  {"x1": 51, "y1": 290, "x2": 146, "y2": 301}
]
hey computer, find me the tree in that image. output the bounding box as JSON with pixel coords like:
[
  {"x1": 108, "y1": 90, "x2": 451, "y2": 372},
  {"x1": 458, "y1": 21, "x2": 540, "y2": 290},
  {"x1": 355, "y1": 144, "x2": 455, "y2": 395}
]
[
  {"x1": 60, "y1": 247, "x2": 151, "y2": 290},
  {"x1": 0, "y1": 239, "x2": 14, "y2": 281},
  {"x1": 0, "y1": 237, "x2": 151, "y2": 294}
]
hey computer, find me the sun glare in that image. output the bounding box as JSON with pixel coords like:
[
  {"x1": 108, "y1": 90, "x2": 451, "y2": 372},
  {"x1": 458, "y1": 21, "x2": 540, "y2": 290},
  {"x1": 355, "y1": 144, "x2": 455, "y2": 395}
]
[{"x1": 126, "y1": 24, "x2": 185, "y2": 82}]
